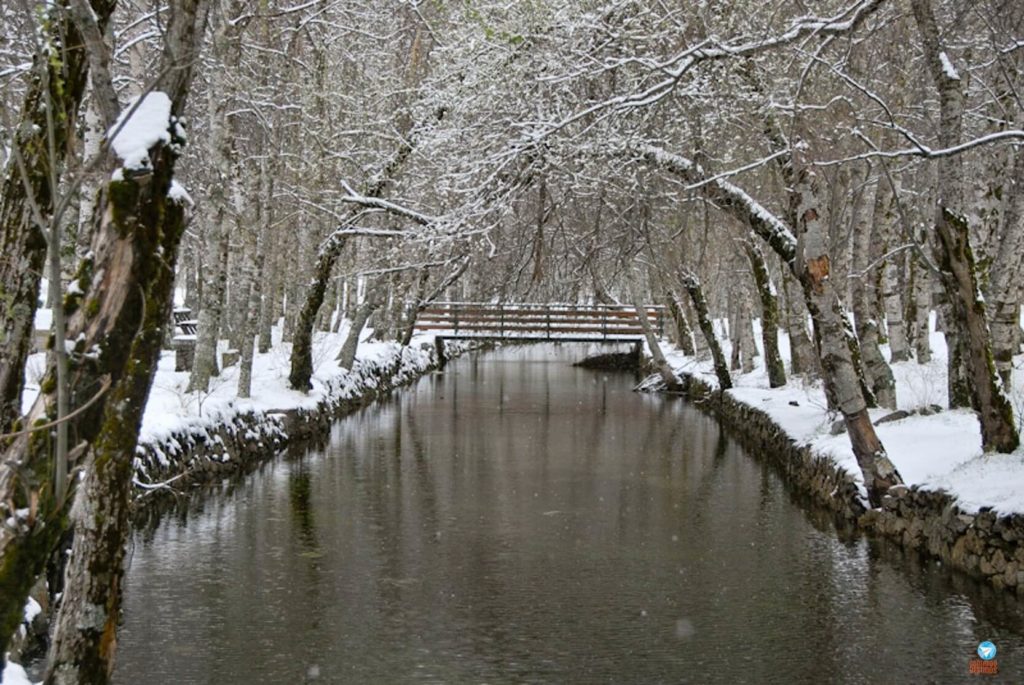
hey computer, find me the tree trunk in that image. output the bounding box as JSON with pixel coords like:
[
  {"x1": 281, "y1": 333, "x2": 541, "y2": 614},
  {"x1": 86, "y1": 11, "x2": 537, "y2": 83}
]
[
  {"x1": 665, "y1": 291, "x2": 695, "y2": 356},
  {"x1": 683, "y1": 273, "x2": 731, "y2": 389},
  {"x1": 0, "y1": 1, "x2": 117, "y2": 436},
  {"x1": 744, "y1": 241, "x2": 786, "y2": 387},
  {"x1": 338, "y1": 287, "x2": 383, "y2": 370},
  {"x1": 986, "y1": 137, "x2": 1024, "y2": 386},
  {"x1": 783, "y1": 271, "x2": 816, "y2": 377},
  {"x1": 793, "y1": 165, "x2": 903, "y2": 505},
  {"x1": 237, "y1": 163, "x2": 269, "y2": 399},
  {"x1": 911, "y1": 0, "x2": 1019, "y2": 452},
  {"x1": 632, "y1": 294, "x2": 680, "y2": 390},
  {"x1": 851, "y1": 174, "x2": 896, "y2": 408},
  {"x1": 874, "y1": 177, "x2": 911, "y2": 363},
  {"x1": 42, "y1": 0, "x2": 208, "y2": 678},
  {"x1": 188, "y1": 6, "x2": 244, "y2": 393}
]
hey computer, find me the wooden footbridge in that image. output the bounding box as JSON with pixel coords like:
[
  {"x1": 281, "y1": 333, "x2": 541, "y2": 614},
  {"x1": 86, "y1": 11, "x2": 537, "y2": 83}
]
[{"x1": 413, "y1": 302, "x2": 665, "y2": 344}]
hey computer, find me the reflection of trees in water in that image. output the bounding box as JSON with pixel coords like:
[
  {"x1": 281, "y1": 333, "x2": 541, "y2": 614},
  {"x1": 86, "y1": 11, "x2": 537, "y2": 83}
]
[{"x1": 289, "y1": 465, "x2": 318, "y2": 551}]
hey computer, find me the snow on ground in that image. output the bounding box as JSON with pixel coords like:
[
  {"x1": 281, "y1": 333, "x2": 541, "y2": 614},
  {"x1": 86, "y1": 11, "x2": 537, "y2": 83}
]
[
  {"x1": 1, "y1": 661, "x2": 32, "y2": 685},
  {"x1": 138, "y1": 322, "x2": 447, "y2": 454},
  {"x1": 661, "y1": 318, "x2": 1024, "y2": 515},
  {"x1": 20, "y1": 319, "x2": 447, "y2": 480}
]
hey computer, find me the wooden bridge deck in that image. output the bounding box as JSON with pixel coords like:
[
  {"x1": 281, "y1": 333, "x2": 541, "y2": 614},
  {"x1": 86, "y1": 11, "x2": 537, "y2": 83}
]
[{"x1": 413, "y1": 302, "x2": 664, "y2": 342}]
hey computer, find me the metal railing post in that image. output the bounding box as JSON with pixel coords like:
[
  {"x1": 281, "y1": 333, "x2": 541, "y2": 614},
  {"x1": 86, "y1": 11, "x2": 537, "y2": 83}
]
[
  {"x1": 499, "y1": 302, "x2": 504, "y2": 337},
  {"x1": 453, "y1": 303, "x2": 459, "y2": 336}
]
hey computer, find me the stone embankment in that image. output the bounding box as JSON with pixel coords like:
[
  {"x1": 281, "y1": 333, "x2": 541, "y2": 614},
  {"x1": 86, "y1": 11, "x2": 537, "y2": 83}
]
[{"x1": 658, "y1": 368, "x2": 1024, "y2": 595}]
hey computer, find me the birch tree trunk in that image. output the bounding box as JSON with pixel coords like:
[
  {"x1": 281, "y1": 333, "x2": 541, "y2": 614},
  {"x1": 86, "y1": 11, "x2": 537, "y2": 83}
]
[
  {"x1": 876, "y1": 179, "x2": 911, "y2": 363},
  {"x1": 237, "y1": 163, "x2": 270, "y2": 399},
  {"x1": 910, "y1": 0, "x2": 1019, "y2": 452},
  {"x1": 188, "y1": 3, "x2": 245, "y2": 393},
  {"x1": 793, "y1": 165, "x2": 903, "y2": 503},
  {"x1": 851, "y1": 173, "x2": 896, "y2": 408},
  {"x1": 783, "y1": 271, "x2": 816, "y2": 377},
  {"x1": 986, "y1": 138, "x2": 1024, "y2": 386}
]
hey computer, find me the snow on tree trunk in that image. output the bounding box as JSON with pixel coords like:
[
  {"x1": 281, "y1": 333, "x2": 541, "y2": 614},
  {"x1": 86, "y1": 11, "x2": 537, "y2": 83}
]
[{"x1": 911, "y1": 0, "x2": 1019, "y2": 452}]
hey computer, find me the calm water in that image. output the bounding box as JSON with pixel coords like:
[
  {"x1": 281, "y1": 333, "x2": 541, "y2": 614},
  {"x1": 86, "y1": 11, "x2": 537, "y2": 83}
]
[{"x1": 114, "y1": 345, "x2": 1024, "y2": 684}]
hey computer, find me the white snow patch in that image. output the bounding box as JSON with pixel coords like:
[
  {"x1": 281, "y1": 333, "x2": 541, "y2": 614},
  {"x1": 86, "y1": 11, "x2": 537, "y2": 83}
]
[
  {"x1": 1, "y1": 661, "x2": 34, "y2": 685},
  {"x1": 168, "y1": 180, "x2": 193, "y2": 206},
  {"x1": 939, "y1": 51, "x2": 960, "y2": 81},
  {"x1": 108, "y1": 92, "x2": 172, "y2": 171}
]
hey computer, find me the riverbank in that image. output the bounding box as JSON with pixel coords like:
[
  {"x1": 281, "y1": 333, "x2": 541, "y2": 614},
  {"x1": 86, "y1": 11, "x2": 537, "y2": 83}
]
[{"x1": 645, "y1": 321, "x2": 1024, "y2": 593}]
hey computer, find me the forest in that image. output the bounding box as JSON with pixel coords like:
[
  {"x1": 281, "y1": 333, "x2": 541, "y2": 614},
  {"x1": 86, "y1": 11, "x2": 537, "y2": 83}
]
[{"x1": 1, "y1": 0, "x2": 1023, "y2": 682}]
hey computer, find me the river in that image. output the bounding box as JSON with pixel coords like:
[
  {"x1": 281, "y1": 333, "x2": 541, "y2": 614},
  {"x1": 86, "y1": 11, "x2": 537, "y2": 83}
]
[{"x1": 114, "y1": 345, "x2": 1024, "y2": 683}]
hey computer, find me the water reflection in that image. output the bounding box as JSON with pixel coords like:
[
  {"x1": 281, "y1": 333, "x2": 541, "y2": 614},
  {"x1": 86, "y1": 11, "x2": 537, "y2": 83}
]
[{"x1": 115, "y1": 345, "x2": 1024, "y2": 684}]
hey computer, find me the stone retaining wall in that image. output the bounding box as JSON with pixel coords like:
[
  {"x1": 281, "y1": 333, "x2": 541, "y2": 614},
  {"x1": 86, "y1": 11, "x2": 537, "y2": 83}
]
[
  {"x1": 664, "y1": 369, "x2": 1024, "y2": 595},
  {"x1": 131, "y1": 342, "x2": 475, "y2": 511}
]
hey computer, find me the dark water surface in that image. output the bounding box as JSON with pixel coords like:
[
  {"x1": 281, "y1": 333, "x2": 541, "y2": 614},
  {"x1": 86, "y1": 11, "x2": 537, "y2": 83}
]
[{"x1": 114, "y1": 346, "x2": 1024, "y2": 684}]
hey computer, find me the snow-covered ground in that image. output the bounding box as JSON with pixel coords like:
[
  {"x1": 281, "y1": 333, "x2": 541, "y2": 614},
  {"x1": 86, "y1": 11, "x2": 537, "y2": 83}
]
[
  {"x1": 661, "y1": 318, "x2": 1024, "y2": 515},
  {"x1": 20, "y1": 319, "x2": 446, "y2": 474}
]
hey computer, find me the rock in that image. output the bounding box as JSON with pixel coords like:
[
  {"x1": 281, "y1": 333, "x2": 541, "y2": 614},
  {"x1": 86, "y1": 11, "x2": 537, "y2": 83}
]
[
  {"x1": 916, "y1": 404, "x2": 944, "y2": 416},
  {"x1": 1005, "y1": 562, "x2": 1020, "y2": 587},
  {"x1": 788, "y1": 400, "x2": 799, "y2": 407},
  {"x1": 992, "y1": 550, "x2": 1008, "y2": 574},
  {"x1": 874, "y1": 410, "x2": 911, "y2": 426},
  {"x1": 829, "y1": 419, "x2": 847, "y2": 436}
]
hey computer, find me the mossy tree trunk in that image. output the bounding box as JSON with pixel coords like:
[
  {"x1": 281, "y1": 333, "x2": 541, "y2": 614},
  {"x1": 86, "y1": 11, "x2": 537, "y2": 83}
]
[
  {"x1": 0, "y1": 1, "x2": 117, "y2": 436},
  {"x1": 744, "y1": 240, "x2": 786, "y2": 388},
  {"x1": 911, "y1": 0, "x2": 1019, "y2": 452},
  {"x1": 0, "y1": 0, "x2": 119, "y2": 663},
  {"x1": 682, "y1": 272, "x2": 731, "y2": 390},
  {"x1": 40, "y1": 2, "x2": 210, "y2": 680}
]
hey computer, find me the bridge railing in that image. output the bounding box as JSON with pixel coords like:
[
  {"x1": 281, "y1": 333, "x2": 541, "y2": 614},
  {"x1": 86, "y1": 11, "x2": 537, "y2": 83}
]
[{"x1": 413, "y1": 302, "x2": 664, "y2": 341}]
